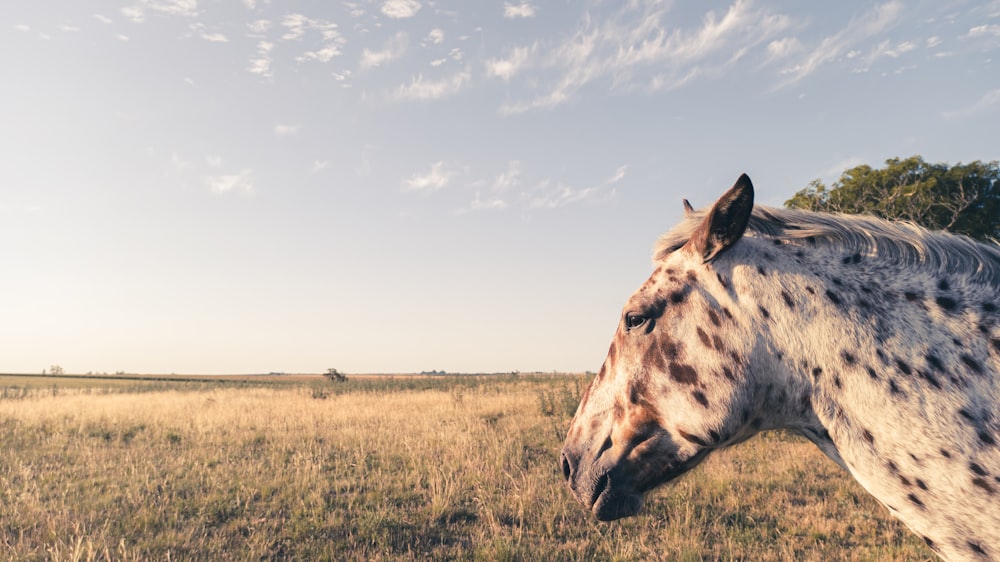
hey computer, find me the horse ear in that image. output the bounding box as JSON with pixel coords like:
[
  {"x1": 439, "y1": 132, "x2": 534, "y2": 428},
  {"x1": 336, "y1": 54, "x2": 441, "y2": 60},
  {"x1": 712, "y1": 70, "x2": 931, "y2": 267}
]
[
  {"x1": 682, "y1": 199, "x2": 695, "y2": 216},
  {"x1": 686, "y1": 174, "x2": 754, "y2": 263}
]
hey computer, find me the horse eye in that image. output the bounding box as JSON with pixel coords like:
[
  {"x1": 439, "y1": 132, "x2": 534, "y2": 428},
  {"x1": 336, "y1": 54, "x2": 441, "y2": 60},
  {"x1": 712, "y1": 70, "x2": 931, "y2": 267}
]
[{"x1": 625, "y1": 313, "x2": 646, "y2": 330}]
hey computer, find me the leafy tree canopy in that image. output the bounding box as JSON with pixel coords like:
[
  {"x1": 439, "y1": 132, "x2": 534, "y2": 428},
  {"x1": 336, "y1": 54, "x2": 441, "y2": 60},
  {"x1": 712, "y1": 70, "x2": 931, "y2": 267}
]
[{"x1": 785, "y1": 155, "x2": 1000, "y2": 242}]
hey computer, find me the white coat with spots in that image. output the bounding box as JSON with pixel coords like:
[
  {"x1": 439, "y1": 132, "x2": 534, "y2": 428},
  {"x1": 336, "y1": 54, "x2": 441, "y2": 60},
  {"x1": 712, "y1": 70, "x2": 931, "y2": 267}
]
[{"x1": 561, "y1": 175, "x2": 1000, "y2": 561}]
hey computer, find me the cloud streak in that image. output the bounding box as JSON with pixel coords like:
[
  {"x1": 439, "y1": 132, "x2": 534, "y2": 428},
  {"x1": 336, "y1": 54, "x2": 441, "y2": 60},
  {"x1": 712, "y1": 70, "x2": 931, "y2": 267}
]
[
  {"x1": 382, "y1": 0, "x2": 421, "y2": 19},
  {"x1": 776, "y1": 1, "x2": 903, "y2": 86},
  {"x1": 504, "y1": 3, "x2": 537, "y2": 19},
  {"x1": 403, "y1": 161, "x2": 457, "y2": 191},
  {"x1": 943, "y1": 87, "x2": 1000, "y2": 119},
  {"x1": 394, "y1": 71, "x2": 470, "y2": 101},
  {"x1": 205, "y1": 170, "x2": 254, "y2": 194},
  {"x1": 361, "y1": 32, "x2": 408, "y2": 69},
  {"x1": 498, "y1": 0, "x2": 795, "y2": 114},
  {"x1": 524, "y1": 164, "x2": 628, "y2": 209}
]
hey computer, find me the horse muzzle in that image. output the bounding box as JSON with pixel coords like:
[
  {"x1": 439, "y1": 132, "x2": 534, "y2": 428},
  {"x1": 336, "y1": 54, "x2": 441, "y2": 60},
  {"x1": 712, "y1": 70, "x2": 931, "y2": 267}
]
[{"x1": 560, "y1": 446, "x2": 646, "y2": 521}]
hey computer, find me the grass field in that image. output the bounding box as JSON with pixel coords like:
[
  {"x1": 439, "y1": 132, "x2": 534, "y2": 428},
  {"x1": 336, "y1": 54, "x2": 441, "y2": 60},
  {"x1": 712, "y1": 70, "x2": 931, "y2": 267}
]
[{"x1": 0, "y1": 374, "x2": 933, "y2": 561}]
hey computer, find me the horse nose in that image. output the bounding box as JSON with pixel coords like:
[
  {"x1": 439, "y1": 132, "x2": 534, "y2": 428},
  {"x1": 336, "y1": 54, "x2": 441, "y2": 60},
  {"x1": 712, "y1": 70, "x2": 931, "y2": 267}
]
[{"x1": 560, "y1": 449, "x2": 577, "y2": 484}]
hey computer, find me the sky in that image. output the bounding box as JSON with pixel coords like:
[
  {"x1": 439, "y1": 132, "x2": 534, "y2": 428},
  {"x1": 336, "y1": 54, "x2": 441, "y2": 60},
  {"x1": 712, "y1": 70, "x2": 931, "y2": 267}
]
[{"x1": 2, "y1": 1, "x2": 999, "y2": 375}]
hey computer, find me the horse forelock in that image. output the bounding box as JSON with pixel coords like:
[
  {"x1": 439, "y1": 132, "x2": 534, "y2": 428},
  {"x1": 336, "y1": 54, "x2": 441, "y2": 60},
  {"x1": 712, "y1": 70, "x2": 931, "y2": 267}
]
[{"x1": 654, "y1": 205, "x2": 1000, "y2": 287}]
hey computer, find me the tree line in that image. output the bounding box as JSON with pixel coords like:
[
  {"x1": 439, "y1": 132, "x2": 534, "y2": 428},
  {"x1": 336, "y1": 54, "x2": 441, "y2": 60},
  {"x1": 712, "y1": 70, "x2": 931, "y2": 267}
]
[{"x1": 785, "y1": 155, "x2": 999, "y2": 243}]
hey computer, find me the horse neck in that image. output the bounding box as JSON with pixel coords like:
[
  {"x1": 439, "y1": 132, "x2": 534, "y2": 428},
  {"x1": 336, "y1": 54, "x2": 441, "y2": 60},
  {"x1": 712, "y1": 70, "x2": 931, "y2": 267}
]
[{"x1": 718, "y1": 238, "x2": 927, "y2": 458}]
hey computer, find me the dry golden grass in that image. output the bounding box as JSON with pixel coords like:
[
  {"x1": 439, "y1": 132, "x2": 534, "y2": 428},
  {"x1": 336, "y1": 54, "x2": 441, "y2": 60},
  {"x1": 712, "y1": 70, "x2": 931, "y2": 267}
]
[{"x1": 0, "y1": 376, "x2": 933, "y2": 561}]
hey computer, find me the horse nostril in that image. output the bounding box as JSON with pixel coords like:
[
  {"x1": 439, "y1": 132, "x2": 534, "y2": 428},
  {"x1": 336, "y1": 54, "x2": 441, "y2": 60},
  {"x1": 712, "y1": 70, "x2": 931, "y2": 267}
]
[{"x1": 561, "y1": 452, "x2": 573, "y2": 482}]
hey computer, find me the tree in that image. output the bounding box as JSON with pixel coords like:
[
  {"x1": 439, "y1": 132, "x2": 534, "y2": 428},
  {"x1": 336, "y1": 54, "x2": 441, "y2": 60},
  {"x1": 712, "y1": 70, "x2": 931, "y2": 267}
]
[
  {"x1": 785, "y1": 156, "x2": 1000, "y2": 242},
  {"x1": 324, "y1": 368, "x2": 347, "y2": 382}
]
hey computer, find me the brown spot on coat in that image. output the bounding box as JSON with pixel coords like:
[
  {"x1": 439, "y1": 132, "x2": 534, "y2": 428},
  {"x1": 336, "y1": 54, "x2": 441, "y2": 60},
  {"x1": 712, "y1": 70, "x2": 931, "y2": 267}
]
[
  {"x1": 628, "y1": 378, "x2": 647, "y2": 405},
  {"x1": 926, "y1": 354, "x2": 944, "y2": 372},
  {"x1": 970, "y1": 462, "x2": 988, "y2": 477},
  {"x1": 825, "y1": 289, "x2": 842, "y2": 306},
  {"x1": 972, "y1": 477, "x2": 996, "y2": 494},
  {"x1": 643, "y1": 342, "x2": 667, "y2": 374},
  {"x1": 979, "y1": 430, "x2": 997, "y2": 447},
  {"x1": 707, "y1": 308, "x2": 721, "y2": 326},
  {"x1": 961, "y1": 354, "x2": 983, "y2": 375},
  {"x1": 936, "y1": 296, "x2": 959, "y2": 311},
  {"x1": 781, "y1": 291, "x2": 795, "y2": 308},
  {"x1": 669, "y1": 362, "x2": 699, "y2": 385},
  {"x1": 696, "y1": 327, "x2": 712, "y2": 349},
  {"x1": 888, "y1": 379, "x2": 902, "y2": 395},
  {"x1": 907, "y1": 493, "x2": 925, "y2": 509},
  {"x1": 969, "y1": 542, "x2": 987, "y2": 556},
  {"x1": 692, "y1": 391, "x2": 709, "y2": 408},
  {"x1": 613, "y1": 400, "x2": 625, "y2": 422},
  {"x1": 895, "y1": 359, "x2": 912, "y2": 375}
]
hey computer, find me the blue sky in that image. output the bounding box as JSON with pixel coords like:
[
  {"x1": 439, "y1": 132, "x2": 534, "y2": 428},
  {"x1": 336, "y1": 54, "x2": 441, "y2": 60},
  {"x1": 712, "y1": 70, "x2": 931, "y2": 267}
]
[{"x1": 2, "y1": 1, "x2": 998, "y2": 374}]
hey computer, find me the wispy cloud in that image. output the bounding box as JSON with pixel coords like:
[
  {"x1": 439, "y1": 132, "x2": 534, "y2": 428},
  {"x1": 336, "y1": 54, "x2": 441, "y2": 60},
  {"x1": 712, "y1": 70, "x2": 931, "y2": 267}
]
[
  {"x1": 394, "y1": 71, "x2": 470, "y2": 101},
  {"x1": 525, "y1": 164, "x2": 627, "y2": 209},
  {"x1": 777, "y1": 1, "x2": 903, "y2": 86},
  {"x1": 121, "y1": 0, "x2": 199, "y2": 23},
  {"x1": 943, "y1": 87, "x2": 1000, "y2": 119},
  {"x1": 493, "y1": 160, "x2": 521, "y2": 191},
  {"x1": 403, "y1": 161, "x2": 457, "y2": 191},
  {"x1": 190, "y1": 23, "x2": 228, "y2": 43},
  {"x1": 766, "y1": 37, "x2": 802, "y2": 61},
  {"x1": 92, "y1": 14, "x2": 113, "y2": 24},
  {"x1": 205, "y1": 169, "x2": 254, "y2": 194},
  {"x1": 381, "y1": 0, "x2": 421, "y2": 19},
  {"x1": 499, "y1": 0, "x2": 794, "y2": 114},
  {"x1": 486, "y1": 46, "x2": 532, "y2": 81},
  {"x1": 468, "y1": 192, "x2": 508, "y2": 211},
  {"x1": 121, "y1": 6, "x2": 144, "y2": 23},
  {"x1": 311, "y1": 160, "x2": 329, "y2": 174},
  {"x1": 274, "y1": 124, "x2": 300, "y2": 136},
  {"x1": 966, "y1": 24, "x2": 1000, "y2": 38},
  {"x1": 504, "y1": 3, "x2": 537, "y2": 19},
  {"x1": 247, "y1": 41, "x2": 274, "y2": 78},
  {"x1": 280, "y1": 14, "x2": 344, "y2": 63},
  {"x1": 424, "y1": 28, "x2": 444, "y2": 46},
  {"x1": 360, "y1": 32, "x2": 408, "y2": 69},
  {"x1": 247, "y1": 19, "x2": 271, "y2": 35}
]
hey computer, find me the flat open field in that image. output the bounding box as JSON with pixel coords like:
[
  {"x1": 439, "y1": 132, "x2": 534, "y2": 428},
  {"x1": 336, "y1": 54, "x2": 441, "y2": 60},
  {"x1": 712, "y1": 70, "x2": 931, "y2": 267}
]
[{"x1": 0, "y1": 374, "x2": 932, "y2": 561}]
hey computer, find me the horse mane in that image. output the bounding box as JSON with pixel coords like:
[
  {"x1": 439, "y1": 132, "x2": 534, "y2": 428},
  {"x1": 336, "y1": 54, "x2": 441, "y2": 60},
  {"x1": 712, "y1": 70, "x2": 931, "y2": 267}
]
[{"x1": 654, "y1": 205, "x2": 1000, "y2": 288}]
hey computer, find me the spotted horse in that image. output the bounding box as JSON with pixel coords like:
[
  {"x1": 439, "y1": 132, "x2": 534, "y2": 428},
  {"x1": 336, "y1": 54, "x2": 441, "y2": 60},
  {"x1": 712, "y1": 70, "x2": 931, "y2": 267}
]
[{"x1": 561, "y1": 174, "x2": 1000, "y2": 561}]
